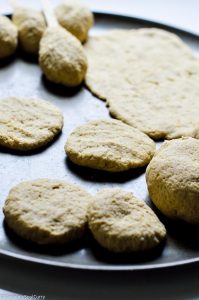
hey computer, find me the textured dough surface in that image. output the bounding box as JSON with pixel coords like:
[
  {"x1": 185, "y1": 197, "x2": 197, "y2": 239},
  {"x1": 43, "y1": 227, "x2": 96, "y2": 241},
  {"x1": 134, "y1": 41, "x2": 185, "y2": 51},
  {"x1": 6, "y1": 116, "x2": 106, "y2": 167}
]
[
  {"x1": 55, "y1": 0, "x2": 94, "y2": 43},
  {"x1": 146, "y1": 138, "x2": 199, "y2": 224},
  {"x1": 39, "y1": 26, "x2": 87, "y2": 87},
  {"x1": 88, "y1": 188, "x2": 166, "y2": 252},
  {"x1": 12, "y1": 7, "x2": 46, "y2": 55},
  {"x1": 0, "y1": 97, "x2": 63, "y2": 151},
  {"x1": 3, "y1": 179, "x2": 93, "y2": 244},
  {"x1": 65, "y1": 119, "x2": 155, "y2": 172},
  {"x1": 0, "y1": 15, "x2": 18, "y2": 58},
  {"x1": 85, "y1": 28, "x2": 199, "y2": 140}
]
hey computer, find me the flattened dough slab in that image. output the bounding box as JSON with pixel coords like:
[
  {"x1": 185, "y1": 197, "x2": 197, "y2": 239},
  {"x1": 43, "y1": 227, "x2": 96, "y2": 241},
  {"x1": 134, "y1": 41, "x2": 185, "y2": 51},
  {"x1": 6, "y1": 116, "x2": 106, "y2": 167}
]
[{"x1": 85, "y1": 28, "x2": 199, "y2": 140}]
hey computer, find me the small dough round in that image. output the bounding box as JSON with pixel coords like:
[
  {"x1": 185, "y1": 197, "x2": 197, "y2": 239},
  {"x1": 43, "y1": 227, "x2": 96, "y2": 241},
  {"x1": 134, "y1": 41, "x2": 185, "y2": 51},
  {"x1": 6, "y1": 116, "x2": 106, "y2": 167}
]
[
  {"x1": 85, "y1": 28, "x2": 199, "y2": 140},
  {"x1": 65, "y1": 119, "x2": 155, "y2": 172},
  {"x1": 88, "y1": 188, "x2": 166, "y2": 252},
  {"x1": 0, "y1": 97, "x2": 63, "y2": 151},
  {"x1": 12, "y1": 7, "x2": 46, "y2": 55},
  {"x1": 146, "y1": 138, "x2": 199, "y2": 224},
  {"x1": 39, "y1": 26, "x2": 87, "y2": 87},
  {"x1": 3, "y1": 179, "x2": 93, "y2": 245},
  {"x1": 55, "y1": 0, "x2": 94, "y2": 43},
  {"x1": 0, "y1": 15, "x2": 18, "y2": 59}
]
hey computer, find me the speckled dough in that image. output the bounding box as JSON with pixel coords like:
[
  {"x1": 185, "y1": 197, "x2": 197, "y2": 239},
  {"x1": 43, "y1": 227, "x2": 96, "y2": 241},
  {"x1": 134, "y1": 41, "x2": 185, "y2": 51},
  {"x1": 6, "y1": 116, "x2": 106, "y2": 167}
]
[
  {"x1": 3, "y1": 179, "x2": 93, "y2": 245},
  {"x1": 0, "y1": 97, "x2": 63, "y2": 151},
  {"x1": 12, "y1": 7, "x2": 46, "y2": 55},
  {"x1": 85, "y1": 28, "x2": 199, "y2": 140},
  {"x1": 0, "y1": 15, "x2": 18, "y2": 59},
  {"x1": 65, "y1": 119, "x2": 155, "y2": 172},
  {"x1": 88, "y1": 188, "x2": 166, "y2": 252},
  {"x1": 39, "y1": 26, "x2": 87, "y2": 87},
  {"x1": 146, "y1": 138, "x2": 199, "y2": 224},
  {"x1": 55, "y1": 0, "x2": 94, "y2": 43}
]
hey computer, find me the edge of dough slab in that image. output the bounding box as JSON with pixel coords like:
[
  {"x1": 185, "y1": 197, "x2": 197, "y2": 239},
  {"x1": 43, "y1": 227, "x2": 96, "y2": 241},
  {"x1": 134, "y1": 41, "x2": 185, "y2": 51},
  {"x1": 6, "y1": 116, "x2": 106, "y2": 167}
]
[
  {"x1": 55, "y1": 0, "x2": 94, "y2": 43},
  {"x1": 3, "y1": 179, "x2": 93, "y2": 245},
  {"x1": 65, "y1": 119, "x2": 156, "y2": 172},
  {"x1": 39, "y1": 26, "x2": 88, "y2": 87},
  {"x1": 84, "y1": 28, "x2": 199, "y2": 140},
  {"x1": 0, "y1": 97, "x2": 63, "y2": 151},
  {"x1": 0, "y1": 15, "x2": 18, "y2": 59},
  {"x1": 146, "y1": 137, "x2": 199, "y2": 224},
  {"x1": 88, "y1": 188, "x2": 166, "y2": 253}
]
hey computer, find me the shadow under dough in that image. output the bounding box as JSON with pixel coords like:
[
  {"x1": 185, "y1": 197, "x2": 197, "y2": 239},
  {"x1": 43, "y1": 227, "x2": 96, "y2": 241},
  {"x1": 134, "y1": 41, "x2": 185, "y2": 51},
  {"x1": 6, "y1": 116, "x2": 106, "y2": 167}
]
[
  {"x1": 146, "y1": 196, "x2": 199, "y2": 251},
  {"x1": 0, "y1": 131, "x2": 62, "y2": 157},
  {"x1": 3, "y1": 220, "x2": 87, "y2": 256},
  {"x1": 66, "y1": 157, "x2": 146, "y2": 184},
  {"x1": 41, "y1": 75, "x2": 84, "y2": 98}
]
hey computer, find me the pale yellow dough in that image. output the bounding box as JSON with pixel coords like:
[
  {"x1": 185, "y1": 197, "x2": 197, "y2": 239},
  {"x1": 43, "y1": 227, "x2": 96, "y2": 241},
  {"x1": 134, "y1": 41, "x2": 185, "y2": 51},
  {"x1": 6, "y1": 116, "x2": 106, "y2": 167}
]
[
  {"x1": 85, "y1": 28, "x2": 199, "y2": 140},
  {"x1": 146, "y1": 138, "x2": 199, "y2": 224},
  {"x1": 39, "y1": 26, "x2": 87, "y2": 87},
  {"x1": 0, "y1": 97, "x2": 63, "y2": 151},
  {"x1": 65, "y1": 119, "x2": 155, "y2": 172},
  {"x1": 88, "y1": 188, "x2": 166, "y2": 253},
  {"x1": 0, "y1": 15, "x2": 18, "y2": 59},
  {"x1": 55, "y1": 0, "x2": 94, "y2": 43},
  {"x1": 12, "y1": 7, "x2": 46, "y2": 55},
  {"x1": 3, "y1": 179, "x2": 93, "y2": 245}
]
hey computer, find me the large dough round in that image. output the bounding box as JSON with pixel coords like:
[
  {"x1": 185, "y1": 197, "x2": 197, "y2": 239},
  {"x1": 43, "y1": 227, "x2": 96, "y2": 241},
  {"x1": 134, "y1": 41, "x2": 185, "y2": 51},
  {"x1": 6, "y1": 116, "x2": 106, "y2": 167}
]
[
  {"x1": 146, "y1": 138, "x2": 199, "y2": 224},
  {"x1": 3, "y1": 179, "x2": 93, "y2": 245},
  {"x1": 65, "y1": 119, "x2": 155, "y2": 172},
  {"x1": 88, "y1": 188, "x2": 166, "y2": 253},
  {"x1": 0, "y1": 97, "x2": 63, "y2": 151},
  {"x1": 12, "y1": 7, "x2": 46, "y2": 55},
  {"x1": 85, "y1": 28, "x2": 199, "y2": 140},
  {"x1": 55, "y1": 0, "x2": 94, "y2": 43},
  {"x1": 0, "y1": 15, "x2": 18, "y2": 59}
]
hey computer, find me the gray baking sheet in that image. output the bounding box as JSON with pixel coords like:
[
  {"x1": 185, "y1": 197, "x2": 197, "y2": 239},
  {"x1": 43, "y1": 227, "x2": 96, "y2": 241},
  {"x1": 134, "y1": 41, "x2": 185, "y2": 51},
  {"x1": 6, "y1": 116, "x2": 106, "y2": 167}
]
[{"x1": 0, "y1": 12, "x2": 199, "y2": 271}]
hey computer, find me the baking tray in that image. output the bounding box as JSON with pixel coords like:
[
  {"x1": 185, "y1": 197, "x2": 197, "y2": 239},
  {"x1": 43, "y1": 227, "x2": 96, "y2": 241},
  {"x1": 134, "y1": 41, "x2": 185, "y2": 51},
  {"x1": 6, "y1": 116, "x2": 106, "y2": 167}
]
[{"x1": 0, "y1": 12, "x2": 199, "y2": 271}]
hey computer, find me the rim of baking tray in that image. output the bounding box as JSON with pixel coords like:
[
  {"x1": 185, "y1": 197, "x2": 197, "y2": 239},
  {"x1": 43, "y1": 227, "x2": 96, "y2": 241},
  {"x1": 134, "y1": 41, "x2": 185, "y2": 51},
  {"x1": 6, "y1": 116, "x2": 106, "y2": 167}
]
[{"x1": 1, "y1": 247, "x2": 199, "y2": 271}]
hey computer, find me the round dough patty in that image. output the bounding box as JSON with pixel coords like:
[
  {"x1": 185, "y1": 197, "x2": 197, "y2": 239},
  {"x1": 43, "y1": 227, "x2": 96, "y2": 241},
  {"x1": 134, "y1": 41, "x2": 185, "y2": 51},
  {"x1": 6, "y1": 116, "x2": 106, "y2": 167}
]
[
  {"x1": 3, "y1": 179, "x2": 93, "y2": 244},
  {"x1": 65, "y1": 119, "x2": 155, "y2": 172},
  {"x1": 12, "y1": 7, "x2": 46, "y2": 55},
  {"x1": 39, "y1": 26, "x2": 87, "y2": 87},
  {"x1": 88, "y1": 188, "x2": 166, "y2": 252},
  {"x1": 55, "y1": 0, "x2": 94, "y2": 43},
  {"x1": 146, "y1": 138, "x2": 199, "y2": 224},
  {"x1": 0, "y1": 15, "x2": 18, "y2": 59},
  {"x1": 0, "y1": 97, "x2": 63, "y2": 151},
  {"x1": 85, "y1": 28, "x2": 199, "y2": 140}
]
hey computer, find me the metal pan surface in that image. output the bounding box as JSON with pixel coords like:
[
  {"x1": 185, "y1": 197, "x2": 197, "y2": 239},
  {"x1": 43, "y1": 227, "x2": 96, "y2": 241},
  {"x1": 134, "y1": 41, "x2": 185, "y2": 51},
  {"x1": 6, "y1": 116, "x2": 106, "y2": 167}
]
[{"x1": 0, "y1": 12, "x2": 199, "y2": 271}]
